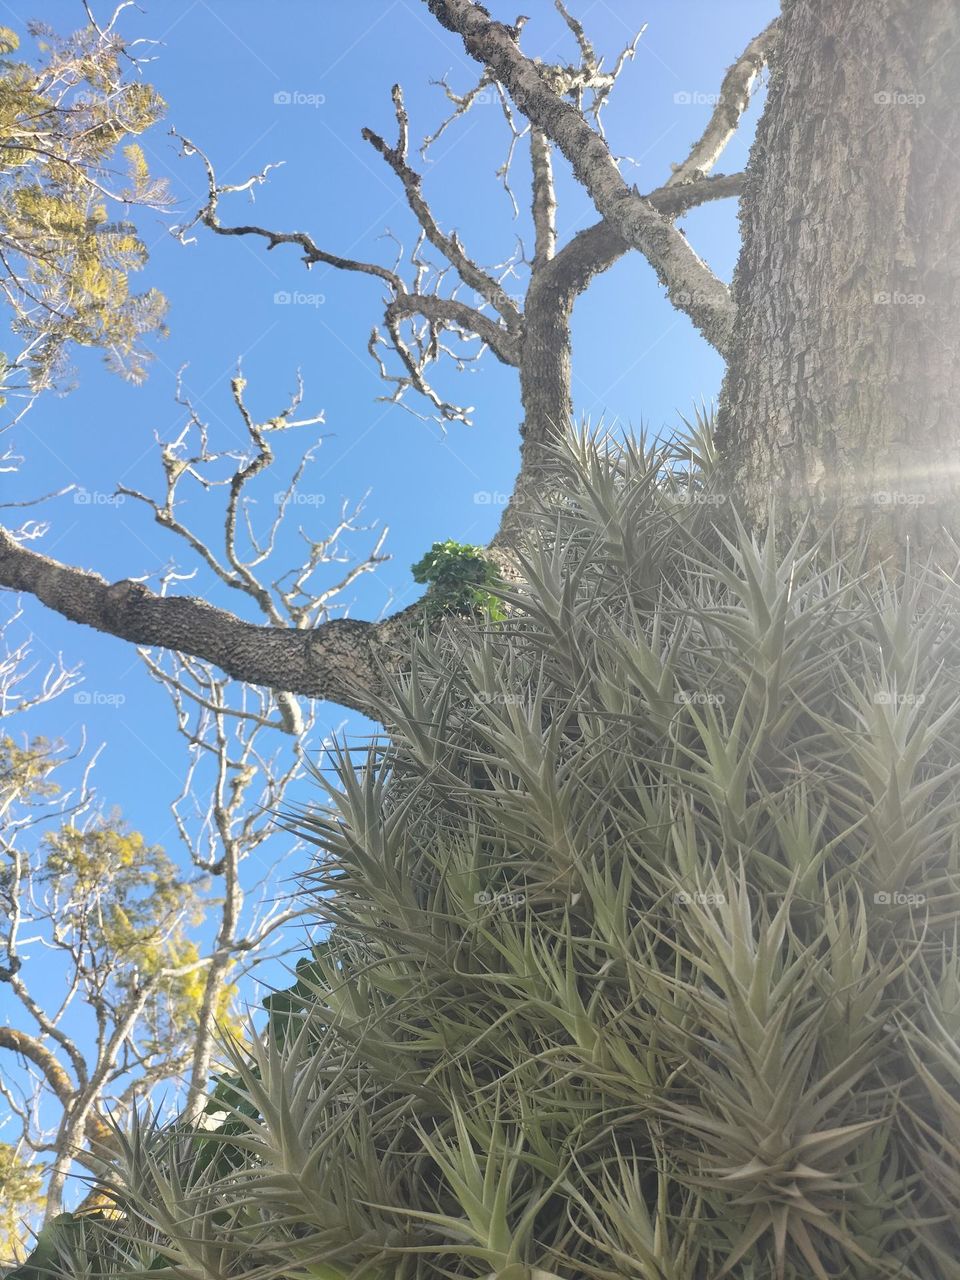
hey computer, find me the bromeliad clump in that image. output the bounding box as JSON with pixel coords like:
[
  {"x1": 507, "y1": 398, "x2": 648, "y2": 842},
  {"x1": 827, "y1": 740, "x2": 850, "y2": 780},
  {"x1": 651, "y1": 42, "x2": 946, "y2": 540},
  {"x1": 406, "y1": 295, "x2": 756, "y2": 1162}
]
[{"x1": 58, "y1": 425, "x2": 960, "y2": 1280}]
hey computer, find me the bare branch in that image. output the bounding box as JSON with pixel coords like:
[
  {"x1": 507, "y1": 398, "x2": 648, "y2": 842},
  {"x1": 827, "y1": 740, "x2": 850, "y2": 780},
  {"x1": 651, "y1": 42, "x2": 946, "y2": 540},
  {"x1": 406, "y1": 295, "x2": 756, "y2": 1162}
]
[
  {"x1": 667, "y1": 19, "x2": 778, "y2": 186},
  {"x1": 421, "y1": 69, "x2": 498, "y2": 155},
  {"x1": 0, "y1": 1027, "x2": 75, "y2": 1111},
  {"x1": 0, "y1": 524, "x2": 411, "y2": 719},
  {"x1": 530, "y1": 129, "x2": 557, "y2": 268},
  {"x1": 363, "y1": 86, "x2": 523, "y2": 326},
  {"x1": 175, "y1": 136, "x2": 403, "y2": 291},
  {"x1": 178, "y1": 136, "x2": 516, "y2": 429},
  {"x1": 0, "y1": 1025, "x2": 112, "y2": 1165},
  {"x1": 0, "y1": 609, "x2": 80, "y2": 717},
  {"x1": 554, "y1": 0, "x2": 596, "y2": 69},
  {"x1": 548, "y1": 1, "x2": 645, "y2": 133},
  {"x1": 425, "y1": 0, "x2": 738, "y2": 355},
  {"x1": 388, "y1": 293, "x2": 520, "y2": 365},
  {"x1": 0, "y1": 485, "x2": 75, "y2": 511}
]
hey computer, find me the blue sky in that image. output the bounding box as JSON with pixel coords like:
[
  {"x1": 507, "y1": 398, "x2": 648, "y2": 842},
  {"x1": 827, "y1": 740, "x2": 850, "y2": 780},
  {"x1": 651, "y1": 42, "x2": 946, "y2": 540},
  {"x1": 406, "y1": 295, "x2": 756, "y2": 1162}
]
[{"x1": 0, "y1": 0, "x2": 776, "y2": 1106}]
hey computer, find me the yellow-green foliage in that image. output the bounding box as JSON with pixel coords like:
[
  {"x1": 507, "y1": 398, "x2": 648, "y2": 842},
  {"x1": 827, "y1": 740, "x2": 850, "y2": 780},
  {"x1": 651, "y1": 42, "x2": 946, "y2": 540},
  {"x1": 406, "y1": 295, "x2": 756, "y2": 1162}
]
[
  {"x1": 0, "y1": 1144, "x2": 43, "y2": 1265},
  {"x1": 0, "y1": 738, "x2": 242, "y2": 1249},
  {"x1": 42, "y1": 816, "x2": 228, "y2": 1057},
  {"x1": 0, "y1": 18, "x2": 168, "y2": 394},
  {"x1": 0, "y1": 735, "x2": 59, "y2": 803}
]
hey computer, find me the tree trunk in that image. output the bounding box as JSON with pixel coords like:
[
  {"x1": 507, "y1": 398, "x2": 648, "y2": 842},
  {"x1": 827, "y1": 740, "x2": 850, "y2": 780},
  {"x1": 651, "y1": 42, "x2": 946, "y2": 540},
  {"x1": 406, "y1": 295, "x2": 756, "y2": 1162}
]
[
  {"x1": 492, "y1": 280, "x2": 573, "y2": 554},
  {"x1": 717, "y1": 0, "x2": 960, "y2": 563}
]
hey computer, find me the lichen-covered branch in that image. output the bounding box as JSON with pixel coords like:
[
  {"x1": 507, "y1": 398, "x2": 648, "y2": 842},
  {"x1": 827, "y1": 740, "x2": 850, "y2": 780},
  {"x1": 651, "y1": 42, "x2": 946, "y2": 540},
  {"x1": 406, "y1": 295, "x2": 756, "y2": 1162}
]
[
  {"x1": 530, "y1": 128, "x2": 557, "y2": 268},
  {"x1": 363, "y1": 86, "x2": 523, "y2": 327},
  {"x1": 0, "y1": 525, "x2": 407, "y2": 718},
  {"x1": 388, "y1": 293, "x2": 520, "y2": 365},
  {"x1": 177, "y1": 134, "x2": 518, "y2": 428},
  {"x1": 667, "y1": 19, "x2": 778, "y2": 186},
  {"x1": 541, "y1": 172, "x2": 744, "y2": 301},
  {"x1": 425, "y1": 0, "x2": 739, "y2": 355}
]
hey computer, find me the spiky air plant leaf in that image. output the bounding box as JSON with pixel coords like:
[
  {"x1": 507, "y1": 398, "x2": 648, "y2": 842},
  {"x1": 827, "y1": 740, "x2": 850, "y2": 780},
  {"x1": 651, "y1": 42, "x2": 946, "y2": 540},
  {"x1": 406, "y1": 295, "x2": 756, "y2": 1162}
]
[{"x1": 35, "y1": 421, "x2": 960, "y2": 1280}]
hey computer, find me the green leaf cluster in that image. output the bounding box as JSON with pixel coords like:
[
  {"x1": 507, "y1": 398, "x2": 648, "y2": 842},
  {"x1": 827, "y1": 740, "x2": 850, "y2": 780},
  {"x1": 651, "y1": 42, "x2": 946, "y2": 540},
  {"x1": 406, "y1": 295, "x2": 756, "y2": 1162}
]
[{"x1": 411, "y1": 539, "x2": 505, "y2": 620}]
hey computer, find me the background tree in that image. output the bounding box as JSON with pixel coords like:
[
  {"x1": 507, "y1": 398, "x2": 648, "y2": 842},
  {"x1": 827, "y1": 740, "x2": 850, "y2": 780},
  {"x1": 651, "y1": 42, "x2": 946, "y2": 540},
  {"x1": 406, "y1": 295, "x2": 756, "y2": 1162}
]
[
  {"x1": 0, "y1": 4, "x2": 168, "y2": 410},
  {"x1": 0, "y1": 738, "x2": 219, "y2": 1221},
  {"x1": 117, "y1": 369, "x2": 388, "y2": 1130},
  {"x1": 0, "y1": 1143, "x2": 42, "y2": 1264},
  {"x1": 0, "y1": 7, "x2": 393, "y2": 1234},
  {"x1": 0, "y1": 362, "x2": 390, "y2": 1239}
]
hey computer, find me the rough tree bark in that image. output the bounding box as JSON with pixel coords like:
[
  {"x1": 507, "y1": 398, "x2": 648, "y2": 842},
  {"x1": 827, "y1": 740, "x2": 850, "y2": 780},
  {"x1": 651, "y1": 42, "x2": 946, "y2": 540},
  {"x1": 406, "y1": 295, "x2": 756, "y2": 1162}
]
[{"x1": 716, "y1": 0, "x2": 960, "y2": 561}]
